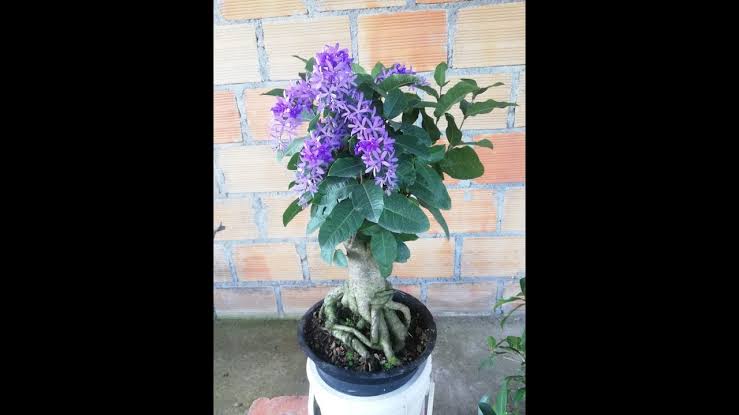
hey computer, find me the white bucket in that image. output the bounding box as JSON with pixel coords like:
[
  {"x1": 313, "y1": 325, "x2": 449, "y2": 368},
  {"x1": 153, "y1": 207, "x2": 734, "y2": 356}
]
[{"x1": 306, "y1": 355, "x2": 434, "y2": 415}]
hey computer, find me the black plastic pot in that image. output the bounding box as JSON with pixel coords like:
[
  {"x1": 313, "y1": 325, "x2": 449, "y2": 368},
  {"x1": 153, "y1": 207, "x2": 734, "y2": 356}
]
[{"x1": 297, "y1": 289, "x2": 436, "y2": 397}]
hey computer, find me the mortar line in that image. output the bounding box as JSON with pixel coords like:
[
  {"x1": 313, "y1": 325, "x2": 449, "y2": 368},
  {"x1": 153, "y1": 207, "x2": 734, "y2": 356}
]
[
  {"x1": 296, "y1": 240, "x2": 311, "y2": 281},
  {"x1": 251, "y1": 195, "x2": 268, "y2": 238},
  {"x1": 233, "y1": 84, "x2": 254, "y2": 144},
  {"x1": 274, "y1": 286, "x2": 285, "y2": 317},
  {"x1": 453, "y1": 235, "x2": 463, "y2": 279},
  {"x1": 213, "y1": 152, "x2": 228, "y2": 196},
  {"x1": 496, "y1": 189, "x2": 505, "y2": 234},
  {"x1": 214, "y1": 0, "x2": 524, "y2": 26},
  {"x1": 420, "y1": 282, "x2": 428, "y2": 303},
  {"x1": 506, "y1": 69, "x2": 521, "y2": 129},
  {"x1": 254, "y1": 20, "x2": 270, "y2": 82},
  {"x1": 348, "y1": 12, "x2": 360, "y2": 64},
  {"x1": 446, "y1": 7, "x2": 458, "y2": 68},
  {"x1": 213, "y1": 275, "x2": 521, "y2": 289},
  {"x1": 222, "y1": 242, "x2": 240, "y2": 283}
]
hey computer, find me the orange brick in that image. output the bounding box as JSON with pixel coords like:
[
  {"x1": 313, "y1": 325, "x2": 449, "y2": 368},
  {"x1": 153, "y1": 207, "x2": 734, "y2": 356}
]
[
  {"x1": 214, "y1": 245, "x2": 232, "y2": 282},
  {"x1": 515, "y1": 71, "x2": 525, "y2": 127},
  {"x1": 264, "y1": 16, "x2": 352, "y2": 80},
  {"x1": 500, "y1": 278, "x2": 525, "y2": 314},
  {"x1": 307, "y1": 243, "x2": 348, "y2": 280},
  {"x1": 214, "y1": 24, "x2": 261, "y2": 84},
  {"x1": 220, "y1": 0, "x2": 305, "y2": 20},
  {"x1": 394, "y1": 238, "x2": 454, "y2": 278},
  {"x1": 281, "y1": 286, "x2": 334, "y2": 315},
  {"x1": 358, "y1": 11, "x2": 447, "y2": 72},
  {"x1": 426, "y1": 282, "x2": 497, "y2": 313},
  {"x1": 472, "y1": 133, "x2": 525, "y2": 183},
  {"x1": 262, "y1": 195, "x2": 311, "y2": 238},
  {"x1": 233, "y1": 243, "x2": 303, "y2": 281},
  {"x1": 214, "y1": 287, "x2": 277, "y2": 316},
  {"x1": 316, "y1": 0, "x2": 404, "y2": 11},
  {"x1": 244, "y1": 87, "x2": 304, "y2": 141},
  {"x1": 214, "y1": 198, "x2": 258, "y2": 240},
  {"x1": 502, "y1": 187, "x2": 525, "y2": 232},
  {"x1": 454, "y1": 3, "x2": 525, "y2": 68},
  {"x1": 218, "y1": 146, "x2": 296, "y2": 193},
  {"x1": 462, "y1": 236, "x2": 525, "y2": 276},
  {"x1": 434, "y1": 73, "x2": 512, "y2": 132},
  {"x1": 394, "y1": 284, "x2": 421, "y2": 299},
  {"x1": 425, "y1": 189, "x2": 496, "y2": 235},
  {"x1": 214, "y1": 90, "x2": 242, "y2": 144}
]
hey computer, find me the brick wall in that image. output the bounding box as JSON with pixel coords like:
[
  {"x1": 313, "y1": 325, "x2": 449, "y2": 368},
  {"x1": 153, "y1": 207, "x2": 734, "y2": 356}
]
[{"x1": 213, "y1": 0, "x2": 525, "y2": 317}]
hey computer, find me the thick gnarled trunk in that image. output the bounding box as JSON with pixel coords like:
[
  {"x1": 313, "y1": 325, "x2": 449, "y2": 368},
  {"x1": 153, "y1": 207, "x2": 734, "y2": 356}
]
[{"x1": 320, "y1": 238, "x2": 411, "y2": 362}]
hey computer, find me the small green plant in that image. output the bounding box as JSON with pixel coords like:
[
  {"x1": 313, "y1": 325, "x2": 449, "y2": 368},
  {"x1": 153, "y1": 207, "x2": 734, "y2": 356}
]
[
  {"x1": 382, "y1": 356, "x2": 399, "y2": 370},
  {"x1": 345, "y1": 350, "x2": 356, "y2": 367},
  {"x1": 478, "y1": 277, "x2": 525, "y2": 415}
]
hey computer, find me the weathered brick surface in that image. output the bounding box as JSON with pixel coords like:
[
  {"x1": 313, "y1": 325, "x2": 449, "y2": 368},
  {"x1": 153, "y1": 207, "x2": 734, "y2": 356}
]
[
  {"x1": 426, "y1": 282, "x2": 497, "y2": 313},
  {"x1": 262, "y1": 195, "x2": 310, "y2": 238},
  {"x1": 454, "y1": 3, "x2": 525, "y2": 68},
  {"x1": 232, "y1": 243, "x2": 303, "y2": 281},
  {"x1": 471, "y1": 133, "x2": 525, "y2": 184},
  {"x1": 247, "y1": 396, "x2": 309, "y2": 415},
  {"x1": 263, "y1": 16, "x2": 352, "y2": 80},
  {"x1": 425, "y1": 189, "x2": 497, "y2": 235},
  {"x1": 281, "y1": 286, "x2": 334, "y2": 314},
  {"x1": 462, "y1": 236, "x2": 525, "y2": 276},
  {"x1": 316, "y1": 0, "x2": 404, "y2": 11},
  {"x1": 220, "y1": 0, "x2": 305, "y2": 20},
  {"x1": 394, "y1": 238, "x2": 455, "y2": 278},
  {"x1": 306, "y1": 243, "x2": 348, "y2": 280},
  {"x1": 214, "y1": 24, "x2": 260, "y2": 84},
  {"x1": 218, "y1": 146, "x2": 296, "y2": 193},
  {"x1": 502, "y1": 187, "x2": 525, "y2": 232},
  {"x1": 244, "y1": 87, "x2": 298, "y2": 141},
  {"x1": 214, "y1": 90, "x2": 242, "y2": 143},
  {"x1": 358, "y1": 11, "x2": 447, "y2": 71},
  {"x1": 214, "y1": 245, "x2": 232, "y2": 282},
  {"x1": 214, "y1": 198, "x2": 259, "y2": 240},
  {"x1": 214, "y1": 287, "x2": 277, "y2": 316}
]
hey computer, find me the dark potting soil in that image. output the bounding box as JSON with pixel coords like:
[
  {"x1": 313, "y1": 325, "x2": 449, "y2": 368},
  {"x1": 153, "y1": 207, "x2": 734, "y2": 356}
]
[{"x1": 305, "y1": 304, "x2": 433, "y2": 373}]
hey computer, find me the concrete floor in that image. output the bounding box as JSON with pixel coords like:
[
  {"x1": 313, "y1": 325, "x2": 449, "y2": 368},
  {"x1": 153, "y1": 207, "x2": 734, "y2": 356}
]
[{"x1": 214, "y1": 315, "x2": 525, "y2": 415}]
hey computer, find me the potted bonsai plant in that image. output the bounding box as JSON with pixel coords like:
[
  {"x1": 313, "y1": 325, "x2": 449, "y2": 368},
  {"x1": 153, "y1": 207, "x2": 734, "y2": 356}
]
[{"x1": 266, "y1": 43, "x2": 516, "y2": 401}]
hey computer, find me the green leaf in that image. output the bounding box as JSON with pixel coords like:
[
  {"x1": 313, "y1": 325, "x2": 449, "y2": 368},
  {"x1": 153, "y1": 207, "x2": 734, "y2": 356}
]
[
  {"x1": 413, "y1": 101, "x2": 437, "y2": 108},
  {"x1": 404, "y1": 92, "x2": 421, "y2": 108},
  {"x1": 433, "y1": 80, "x2": 480, "y2": 118},
  {"x1": 444, "y1": 113, "x2": 463, "y2": 147},
  {"x1": 315, "y1": 177, "x2": 355, "y2": 208},
  {"x1": 471, "y1": 82, "x2": 504, "y2": 100},
  {"x1": 467, "y1": 139, "x2": 494, "y2": 150},
  {"x1": 371, "y1": 62, "x2": 385, "y2": 78},
  {"x1": 521, "y1": 329, "x2": 525, "y2": 351},
  {"x1": 396, "y1": 123, "x2": 431, "y2": 146},
  {"x1": 415, "y1": 85, "x2": 439, "y2": 100},
  {"x1": 352, "y1": 182, "x2": 385, "y2": 223},
  {"x1": 494, "y1": 296, "x2": 524, "y2": 310},
  {"x1": 494, "y1": 379, "x2": 509, "y2": 415},
  {"x1": 487, "y1": 336, "x2": 497, "y2": 350},
  {"x1": 396, "y1": 233, "x2": 418, "y2": 241},
  {"x1": 461, "y1": 99, "x2": 517, "y2": 117},
  {"x1": 318, "y1": 199, "x2": 365, "y2": 255},
  {"x1": 459, "y1": 78, "x2": 478, "y2": 87},
  {"x1": 513, "y1": 388, "x2": 525, "y2": 404},
  {"x1": 423, "y1": 145, "x2": 446, "y2": 164},
  {"x1": 409, "y1": 163, "x2": 451, "y2": 210},
  {"x1": 287, "y1": 152, "x2": 300, "y2": 170},
  {"x1": 378, "y1": 74, "x2": 422, "y2": 94},
  {"x1": 395, "y1": 134, "x2": 431, "y2": 159},
  {"x1": 282, "y1": 199, "x2": 303, "y2": 226},
  {"x1": 377, "y1": 193, "x2": 430, "y2": 234},
  {"x1": 395, "y1": 241, "x2": 410, "y2": 263},
  {"x1": 261, "y1": 88, "x2": 285, "y2": 97},
  {"x1": 328, "y1": 158, "x2": 364, "y2": 178},
  {"x1": 506, "y1": 336, "x2": 522, "y2": 351},
  {"x1": 308, "y1": 114, "x2": 320, "y2": 132},
  {"x1": 440, "y1": 146, "x2": 484, "y2": 179},
  {"x1": 396, "y1": 156, "x2": 416, "y2": 188},
  {"x1": 359, "y1": 222, "x2": 383, "y2": 235},
  {"x1": 478, "y1": 395, "x2": 496, "y2": 415},
  {"x1": 378, "y1": 261, "x2": 393, "y2": 278},
  {"x1": 288, "y1": 181, "x2": 296, "y2": 190},
  {"x1": 334, "y1": 250, "x2": 348, "y2": 267},
  {"x1": 421, "y1": 109, "x2": 441, "y2": 143},
  {"x1": 351, "y1": 62, "x2": 367, "y2": 75},
  {"x1": 383, "y1": 89, "x2": 408, "y2": 119},
  {"x1": 371, "y1": 228, "x2": 398, "y2": 266},
  {"x1": 420, "y1": 201, "x2": 450, "y2": 239},
  {"x1": 277, "y1": 137, "x2": 305, "y2": 160},
  {"x1": 292, "y1": 54, "x2": 308, "y2": 63},
  {"x1": 520, "y1": 277, "x2": 526, "y2": 296},
  {"x1": 306, "y1": 214, "x2": 325, "y2": 235},
  {"x1": 433, "y1": 62, "x2": 448, "y2": 88},
  {"x1": 402, "y1": 107, "x2": 420, "y2": 124}
]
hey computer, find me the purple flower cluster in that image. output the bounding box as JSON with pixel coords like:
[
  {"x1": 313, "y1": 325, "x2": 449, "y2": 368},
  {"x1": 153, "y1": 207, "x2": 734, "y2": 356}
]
[{"x1": 271, "y1": 44, "x2": 423, "y2": 205}]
